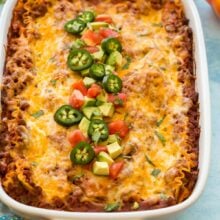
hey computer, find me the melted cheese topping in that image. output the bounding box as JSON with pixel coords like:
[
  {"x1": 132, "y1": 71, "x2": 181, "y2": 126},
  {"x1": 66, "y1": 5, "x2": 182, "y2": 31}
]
[{"x1": 18, "y1": 0, "x2": 192, "y2": 204}]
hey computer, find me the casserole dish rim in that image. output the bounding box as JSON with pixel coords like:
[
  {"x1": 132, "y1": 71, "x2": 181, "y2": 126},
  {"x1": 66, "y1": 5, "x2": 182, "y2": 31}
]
[{"x1": 0, "y1": 0, "x2": 211, "y2": 219}]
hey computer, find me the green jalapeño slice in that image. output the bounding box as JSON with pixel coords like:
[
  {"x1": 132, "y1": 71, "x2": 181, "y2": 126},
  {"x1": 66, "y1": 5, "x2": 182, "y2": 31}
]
[
  {"x1": 103, "y1": 74, "x2": 122, "y2": 93},
  {"x1": 77, "y1": 11, "x2": 95, "y2": 23},
  {"x1": 54, "y1": 105, "x2": 82, "y2": 127},
  {"x1": 64, "y1": 19, "x2": 86, "y2": 34},
  {"x1": 70, "y1": 142, "x2": 95, "y2": 165},
  {"x1": 68, "y1": 49, "x2": 93, "y2": 71},
  {"x1": 88, "y1": 119, "x2": 109, "y2": 142},
  {"x1": 90, "y1": 63, "x2": 106, "y2": 80},
  {"x1": 101, "y1": 38, "x2": 122, "y2": 54}
]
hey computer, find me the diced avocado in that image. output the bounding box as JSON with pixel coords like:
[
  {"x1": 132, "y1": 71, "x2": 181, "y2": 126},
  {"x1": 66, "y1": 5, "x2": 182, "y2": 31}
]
[
  {"x1": 107, "y1": 134, "x2": 120, "y2": 144},
  {"x1": 82, "y1": 97, "x2": 96, "y2": 108},
  {"x1": 105, "y1": 64, "x2": 115, "y2": 75},
  {"x1": 97, "y1": 91, "x2": 108, "y2": 103},
  {"x1": 81, "y1": 68, "x2": 90, "y2": 77},
  {"x1": 92, "y1": 48, "x2": 105, "y2": 61},
  {"x1": 92, "y1": 115, "x2": 103, "y2": 120},
  {"x1": 83, "y1": 77, "x2": 96, "y2": 88},
  {"x1": 96, "y1": 99, "x2": 105, "y2": 107},
  {"x1": 98, "y1": 140, "x2": 108, "y2": 146},
  {"x1": 106, "y1": 51, "x2": 123, "y2": 67},
  {"x1": 89, "y1": 22, "x2": 109, "y2": 30},
  {"x1": 98, "y1": 102, "x2": 115, "y2": 117},
  {"x1": 79, "y1": 27, "x2": 88, "y2": 36},
  {"x1": 93, "y1": 161, "x2": 109, "y2": 176},
  {"x1": 71, "y1": 39, "x2": 86, "y2": 49},
  {"x1": 107, "y1": 142, "x2": 122, "y2": 159},
  {"x1": 79, "y1": 117, "x2": 90, "y2": 137},
  {"x1": 82, "y1": 107, "x2": 101, "y2": 119},
  {"x1": 97, "y1": 152, "x2": 114, "y2": 165}
]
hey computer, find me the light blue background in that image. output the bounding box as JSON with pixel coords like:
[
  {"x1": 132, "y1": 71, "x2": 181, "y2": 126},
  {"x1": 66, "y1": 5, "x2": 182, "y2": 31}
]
[{"x1": 0, "y1": 0, "x2": 220, "y2": 219}]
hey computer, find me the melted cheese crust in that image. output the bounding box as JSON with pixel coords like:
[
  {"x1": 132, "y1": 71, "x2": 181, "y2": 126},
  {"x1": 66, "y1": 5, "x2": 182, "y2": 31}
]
[{"x1": 2, "y1": 0, "x2": 198, "y2": 209}]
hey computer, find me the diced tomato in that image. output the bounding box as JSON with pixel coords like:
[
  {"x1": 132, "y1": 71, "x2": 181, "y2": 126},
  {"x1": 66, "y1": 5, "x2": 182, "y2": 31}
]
[
  {"x1": 108, "y1": 120, "x2": 129, "y2": 138},
  {"x1": 69, "y1": 90, "x2": 84, "y2": 109},
  {"x1": 95, "y1": 15, "x2": 113, "y2": 24},
  {"x1": 82, "y1": 30, "x2": 103, "y2": 46},
  {"x1": 68, "y1": 130, "x2": 87, "y2": 147},
  {"x1": 87, "y1": 84, "x2": 102, "y2": 98},
  {"x1": 94, "y1": 146, "x2": 108, "y2": 155},
  {"x1": 72, "y1": 80, "x2": 87, "y2": 96},
  {"x1": 99, "y1": 28, "x2": 119, "y2": 39},
  {"x1": 108, "y1": 94, "x2": 115, "y2": 103},
  {"x1": 84, "y1": 46, "x2": 99, "y2": 53},
  {"x1": 108, "y1": 93, "x2": 127, "y2": 107},
  {"x1": 109, "y1": 161, "x2": 124, "y2": 179}
]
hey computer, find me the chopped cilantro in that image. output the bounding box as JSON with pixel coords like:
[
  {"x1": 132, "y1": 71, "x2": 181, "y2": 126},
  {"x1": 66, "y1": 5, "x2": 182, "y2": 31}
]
[
  {"x1": 50, "y1": 79, "x2": 57, "y2": 86},
  {"x1": 152, "y1": 22, "x2": 163, "y2": 27},
  {"x1": 151, "y1": 168, "x2": 161, "y2": 177},
  {"x1": 122, "y1": 56, "x2": 132, "y2": 70},
  {"x1": 31, "y1": 110, "x2": 44, "y2": 119},
  {"x1": 156, "y1": 115, "x2": 166, "y2": 127},
  {"x1": 114, "y1": 97, "x2": 123, "y2": 106},
  {"x1": 71, "y1": 174, "x2": 84, "y2": 182},
  {"x1": 145, "y1": 155, "x2": 155, "y2": 167},
  {"x1": 155, "y1": 131, "x2": 166, "y2": 146},
  {"x1": 104, "y1": 203, "x2": 120, "y2": 212}
]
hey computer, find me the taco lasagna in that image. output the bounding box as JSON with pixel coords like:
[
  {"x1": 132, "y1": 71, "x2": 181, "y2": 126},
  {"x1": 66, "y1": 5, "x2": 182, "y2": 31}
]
[{"x1": 0, "y1": 0, "x2": 199, "y2": 212}]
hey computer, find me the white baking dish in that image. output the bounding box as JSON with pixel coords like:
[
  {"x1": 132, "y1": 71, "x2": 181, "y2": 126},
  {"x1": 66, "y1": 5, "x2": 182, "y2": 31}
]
[{"x1": 0, "y1": 0, "x2": 210, "y2": 219}]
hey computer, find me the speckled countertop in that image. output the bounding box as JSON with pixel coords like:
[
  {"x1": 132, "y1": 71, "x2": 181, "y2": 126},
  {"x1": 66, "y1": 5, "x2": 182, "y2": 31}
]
[{"x1": 0, "y1": 0, "x2": 220, "y2": 219}]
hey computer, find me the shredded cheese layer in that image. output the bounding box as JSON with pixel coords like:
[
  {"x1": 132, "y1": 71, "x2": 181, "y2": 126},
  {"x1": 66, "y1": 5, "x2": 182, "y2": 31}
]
[{"x1": 2, "y1": 0, "x2": 198, "y2": 209}]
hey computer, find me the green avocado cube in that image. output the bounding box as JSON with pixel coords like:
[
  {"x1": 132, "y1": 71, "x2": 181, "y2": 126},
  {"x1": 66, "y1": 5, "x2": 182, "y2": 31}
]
[
  {"x1": 105, "y1": 65, "x2": 115, "y2": 75},
  {"x1": 82, "y1": 107, "x2": 101, "y2": 119},
  {"x1": 107, "y1": 142, "x2": 122, "y2": 159},
  {"x1": 106, "y1": 51, "x2": 123, "y2": 67},
  {"x1": 79, "y1": 117, "x2": 90, "y2": 137},
  {"x1": 96, "y1": 91, "x2": 108, "y2": 103},
  {"x1": 92, "y1": 47, "x2": 105, "y2": 61},
  {"x1": 89, "y1": 22, "x2": 109, "y2": 30},
  {"x1": 83, "y1": 77, "x2": 96, "y2": 88},
  {"x1": 93, "y1": 161, "x2": 109, "y2": 176},
  {"x1": 81, "y1": 68, "x2": 90, "y2": 77},
  {"x1": 82, "y1": 97, "x2": 96, "y2": 108},
  {"x1": 107, "y1": 134, "x2": 120, "y2": 144},
  {"x1": 97, "y1": 152, "x2": 114, "y2": 165},
  {"x1": 98, "y1": 102, "x2": 115, "y2": 117},
  {"x1": 92, "y1": 115, "x2": 103, "y2": 120}
]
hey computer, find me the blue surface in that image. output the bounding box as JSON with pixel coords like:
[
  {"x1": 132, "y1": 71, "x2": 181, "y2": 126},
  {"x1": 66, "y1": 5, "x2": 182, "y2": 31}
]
[{"x1": 0, "y1": 0, "x2": 220, "y2": 219}]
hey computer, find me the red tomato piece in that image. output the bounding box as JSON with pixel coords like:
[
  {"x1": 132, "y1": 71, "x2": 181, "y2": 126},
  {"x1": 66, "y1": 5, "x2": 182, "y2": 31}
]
[
  {"x1": 108, "y1": 93, "x2": 127, "y2": 107},
  {"x1": 95, "y1": 15, "x2": 113, "y2": 24},
  {"x1": 69, "y1": 90, "x2": 84, "y2": 109},
  {"x1": 94, "y1": 146, "x2": 108, "y2": 155},
  {"x1": 99, "y1": 28, "x2": 119, "y2": 39},
  {"x1": 108, "y1": 120, "x2": 129, "y2": 138},
  {"x1": 82, "y1": 30, "x2": 103, "y2": 46},
  {"x1": 84, "y1": 46, "x2": 99, "y2": 53},
  {"x1": 109, "y1": 161, "x2": 124, "y2": 179},
  {"x1": 72, "y1": 80, "x2": 87, "y2": 96},
  {"x1": 87, "y1": 84, "x2": 102, "y2": 98},
  {"x1": 68, "y1": 130, "x2": 87, "y2": 147}
]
